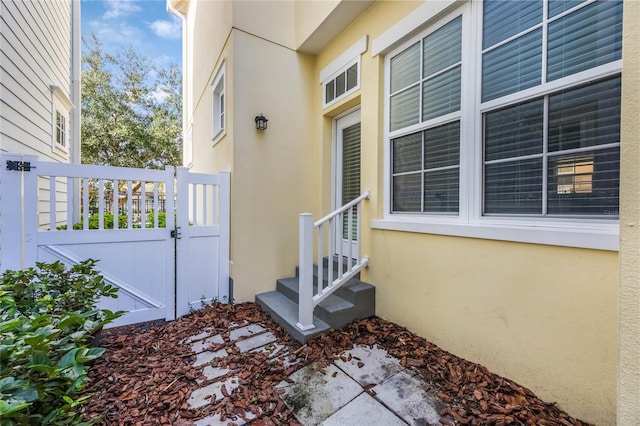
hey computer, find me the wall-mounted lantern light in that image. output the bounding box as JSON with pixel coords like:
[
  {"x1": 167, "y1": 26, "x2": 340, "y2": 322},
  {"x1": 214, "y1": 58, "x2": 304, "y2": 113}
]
[{"x1": 255, "y1": 114, "x2": 268, "y2": 131}]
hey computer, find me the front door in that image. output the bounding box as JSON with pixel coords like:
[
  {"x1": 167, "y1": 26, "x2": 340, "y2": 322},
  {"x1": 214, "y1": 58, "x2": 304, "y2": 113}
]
[{"x1": 334, "y1": 110, "x2": 361, "y2": 256}]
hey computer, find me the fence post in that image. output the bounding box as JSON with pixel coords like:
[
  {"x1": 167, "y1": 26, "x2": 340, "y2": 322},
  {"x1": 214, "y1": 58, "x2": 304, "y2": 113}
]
[
  {"x1": 297, "y1": 213, "x2": 315, "y2": 331},
  {"x1": 218, "y1": 171, "x2": 231, "y2": 303},
  {"x1": 165, "y1": 166, "x2": 177, "y2": 320}
]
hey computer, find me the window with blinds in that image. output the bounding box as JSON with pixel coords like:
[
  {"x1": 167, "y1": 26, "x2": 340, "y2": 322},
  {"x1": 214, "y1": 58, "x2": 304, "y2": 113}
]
[
  {"x1": 384, "y1": 0, "x2": 622, "y2": 231},
  {"x1": 482, "y1": 0, "x2": 622, "y2": 217},
  {"x1": 389, "y1": 14, "x2": 462, "y2": 214}
]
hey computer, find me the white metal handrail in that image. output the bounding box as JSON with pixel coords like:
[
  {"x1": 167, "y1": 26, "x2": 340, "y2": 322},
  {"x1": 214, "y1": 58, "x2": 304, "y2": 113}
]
[{"x1": 297, "y1": 190, "x2": 370, "y2": 331}]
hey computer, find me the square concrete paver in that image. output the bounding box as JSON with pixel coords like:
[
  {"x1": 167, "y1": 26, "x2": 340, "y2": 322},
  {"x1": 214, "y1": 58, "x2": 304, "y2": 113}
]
[
  {"x1": 181, "y1": 329, "x2": 214, "y2": 345},
  {"x1": 193, "y1": 349, "x2": 228, "y2": 366},
  {"x1": 334, "y1": 345, "x2": 404, "y2": 387},
  {"x1": 229, "y1": 324, "x2": 266, "y2": 340},
  {"x1": 235, "y1": 331, "x2": 277, "y2": 353},
  {"x1": 191, "y1": 334, "x2": 225, "y2": 353},
  {"x1": 197, "y1": 365, "x2": 231, "y2": 384},
  {"x1": 321, "y1": 393, "x2": 407, "y2": 426},
  {"x1": 279, "y1": 363, "x2": 363, "y2": 426},
  {"x1": 374, "y1": 371, "x2": 446, "y2": 426},
  {"x1": 187, "y1": 377, "x2": 240, "y2": 409},
  {"x1": 193, "y1": 410, "x2": 256, "y2": 426}
]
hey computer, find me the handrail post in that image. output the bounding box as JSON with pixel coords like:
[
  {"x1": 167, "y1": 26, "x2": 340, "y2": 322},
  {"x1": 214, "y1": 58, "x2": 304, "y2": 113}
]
[{"x1": 297, "y1": 213, "x2": 315, "y2": 331}]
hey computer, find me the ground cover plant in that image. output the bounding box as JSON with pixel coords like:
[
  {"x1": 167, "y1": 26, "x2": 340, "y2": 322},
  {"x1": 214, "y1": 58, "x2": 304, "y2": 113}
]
[{"x1": 0, "y1": 260, "x2": 122, "y2": 425}]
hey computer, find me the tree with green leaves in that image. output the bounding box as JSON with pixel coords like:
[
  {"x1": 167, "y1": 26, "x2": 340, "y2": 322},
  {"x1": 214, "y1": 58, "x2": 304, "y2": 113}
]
[{"x1": 81, "y1": 34, "x2": 182, "y2": 169}]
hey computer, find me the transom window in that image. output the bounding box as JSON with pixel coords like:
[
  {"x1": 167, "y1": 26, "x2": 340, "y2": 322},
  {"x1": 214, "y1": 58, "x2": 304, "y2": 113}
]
[
  {"x1": 323, "y1": 59, "x2": 360, "y2": 107},
  {"x1": 386, "y1": 0, "x2": 622, "y2": 223}
]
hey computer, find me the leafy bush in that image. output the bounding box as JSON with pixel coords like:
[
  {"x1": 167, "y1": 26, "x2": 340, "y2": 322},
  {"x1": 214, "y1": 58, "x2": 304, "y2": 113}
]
[
  {"x1": 56, "y1": 214, "x2": 128, "y2": 230},
  {"x1": 57, "y1": 212, "x2": 169, "y2": 230},
  {"x1": 0, "y1": 260, "x2": 123, "y2": 425}
]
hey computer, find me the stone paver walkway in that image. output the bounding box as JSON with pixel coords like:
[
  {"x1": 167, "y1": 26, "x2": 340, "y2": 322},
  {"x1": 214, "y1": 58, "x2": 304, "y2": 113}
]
[{"x1": 182, "y1": 321, "x2": 450, "y2": 426}]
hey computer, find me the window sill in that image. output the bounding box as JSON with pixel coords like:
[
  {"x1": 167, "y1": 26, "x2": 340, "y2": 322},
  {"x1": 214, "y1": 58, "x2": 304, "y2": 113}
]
[
  {"x1": 370, "y1": 217, "x2": 619, "y2": 251},
  {"x1": 52, "y1": 143, "x2": 69, "y2": 157},
  {"x1": 211, "y1": 129, "x2": 226, "y2": 147}
]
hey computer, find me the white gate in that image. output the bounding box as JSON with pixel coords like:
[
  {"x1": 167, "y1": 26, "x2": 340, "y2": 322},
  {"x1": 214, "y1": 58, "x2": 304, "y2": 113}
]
[{"x1": 0, "y1": 153, "x2": 230, "y2": 327}]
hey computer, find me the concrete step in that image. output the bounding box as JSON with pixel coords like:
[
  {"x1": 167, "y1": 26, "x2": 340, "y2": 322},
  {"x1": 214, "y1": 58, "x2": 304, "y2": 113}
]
[
  {"x1": 279, "y1": 273, "x2": 375, "y2": 310},
  {"x1": 256, "y1": 260, "x2": 375, "y2": 343},
  {"x1": 255, "y1": 291, "x2": 330, "y2": 343},
  {"x1": 276, "y1": 277, "x2": 360, "y2": 329}
]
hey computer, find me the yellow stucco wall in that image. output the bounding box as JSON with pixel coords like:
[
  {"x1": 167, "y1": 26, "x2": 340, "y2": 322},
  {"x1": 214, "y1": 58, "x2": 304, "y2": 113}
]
[
  {"x1": 228, "y1": 29, "x2": 316, "y2": 302},
  {"x1": 184, "y1": 0, "x2": 636, "y2": 424},
  {"x1": 619, "y1": 1, "x2": 640, "y2": 424},
  {"x1": 312, "y1": 1, "x2": 621, "y2": 424}
]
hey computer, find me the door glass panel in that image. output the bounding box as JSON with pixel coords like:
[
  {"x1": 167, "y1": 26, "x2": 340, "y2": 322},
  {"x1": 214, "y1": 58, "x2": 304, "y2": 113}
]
[{"x1": 342, "y1": 122, "x2": 361, "y2": 240}]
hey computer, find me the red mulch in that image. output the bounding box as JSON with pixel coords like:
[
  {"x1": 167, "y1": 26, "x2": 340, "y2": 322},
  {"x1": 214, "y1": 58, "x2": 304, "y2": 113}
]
[{"x1": 82, "y1": 302, "x2": 591, "y2": 425}]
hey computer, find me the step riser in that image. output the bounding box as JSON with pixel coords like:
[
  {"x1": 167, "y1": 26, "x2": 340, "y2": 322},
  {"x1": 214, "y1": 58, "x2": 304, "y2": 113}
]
[
  {"x1": 296, "y1": 256, "x2": 359, "y2": 277},
  {"x1": 274, "y1": 279, "x2": 351, "y2": 327},
  {"x1": 277, "y1": 276, "x2": 373, "y2": 306},
  {"x1": 256, "y1": 261, "x2": 375, "y2": 343},
  {"x1": 255, "y1": 292, "x2": 329, "y2": 343}
]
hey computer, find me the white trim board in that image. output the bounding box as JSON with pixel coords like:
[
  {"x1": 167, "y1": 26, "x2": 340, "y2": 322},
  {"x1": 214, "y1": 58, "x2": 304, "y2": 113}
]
[{"x1": 320, "y1": 35, "x2": 368, "y2": 83}]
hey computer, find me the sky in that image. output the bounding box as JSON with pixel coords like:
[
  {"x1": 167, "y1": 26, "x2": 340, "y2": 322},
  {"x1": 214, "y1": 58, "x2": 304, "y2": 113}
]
[{"x1": 81, "y1": 0, "x2": 182, "y2": 71}]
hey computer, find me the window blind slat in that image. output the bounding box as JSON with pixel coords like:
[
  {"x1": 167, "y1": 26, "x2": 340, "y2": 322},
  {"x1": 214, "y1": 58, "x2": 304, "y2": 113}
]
[
  {"x1": 393, "y1": 132, "x2": 422, "y2": 174},
  {"x1": 548, "y1": 0, "x2": 586, "y2": 18},
  {"x1": 424, "y1": 121, "x2": 460, "y2": 169},
  {"x1": 547, "y1": 0, "x2": 623, "y2": 81},
  {"x1": 482, "y1": 29, "x2": 542, "y2": 102},
  {"x1": 390, "y1": 42, "x2": 420, "y2": 93},
  {"x1": 483, "y1": 0, "x2": 542, "y2": 49},
  {"x1": 342, "y1": 123, "x2": 361, "y2": 239},
  {"x1": 422, "y1": 66, "x2": 461, "y2": 122},
  {"x1": 393, "y1": 173, "x2": 422, "y2": 212},
  {"x1": 548, "y1": 77, "x2": 621, "y2": 152},
  {"x1": 484, "y1": 158, "x2": 543, "y2": 214},
  {"x1": 424, "y1": 168, "x2": 459, "y2": 212},
  {"x1": 485, "y1": 99, "x2": 544, "y2": 161},
  {"x1": 547, "y1": 148, "x2": 619, "y2": 215},
  {"x1": 423, "y1": 16, "x2": 462, "y2": 78},
  {"x1": 390, "y1": 85, "x2": 420, "y2": 131}
]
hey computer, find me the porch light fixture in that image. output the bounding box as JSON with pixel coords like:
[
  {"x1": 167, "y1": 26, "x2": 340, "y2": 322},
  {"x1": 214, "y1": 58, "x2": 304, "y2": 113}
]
[{"x1": 255, "y1": 114, "x2": 268, "y2": 130}]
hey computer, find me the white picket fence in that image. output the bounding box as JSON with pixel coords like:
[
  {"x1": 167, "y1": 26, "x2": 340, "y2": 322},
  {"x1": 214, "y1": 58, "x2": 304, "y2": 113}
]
[{"x1": 0, "y1": 153, "x2": 230, "y2": 326}]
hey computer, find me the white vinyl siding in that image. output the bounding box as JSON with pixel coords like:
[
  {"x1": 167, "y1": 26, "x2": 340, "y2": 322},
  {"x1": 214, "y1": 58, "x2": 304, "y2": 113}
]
[
  {"x1": 0, "y1": 0, "x2": 72, "y2": 161},
  {"x1": 379, "y1": 0, "x2": 622, "y2": 250}
]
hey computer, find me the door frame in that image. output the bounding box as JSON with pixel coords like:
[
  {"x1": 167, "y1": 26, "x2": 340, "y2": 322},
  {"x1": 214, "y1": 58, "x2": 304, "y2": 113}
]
[{"x1": 332, "y1": 107, "x2": 361, "y2": 255}]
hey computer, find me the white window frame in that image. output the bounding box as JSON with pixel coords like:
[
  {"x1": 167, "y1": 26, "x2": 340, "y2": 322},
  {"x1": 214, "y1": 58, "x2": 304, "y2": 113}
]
[
  {"x1": 321, "y1": 36, "x2": 368, "y2": 109},
  {"x1": 211, "y1": 61, "x2": 226, "y2": 145},
  {"x1": 372, "y1": 0, "x2": 620, "y2": 251},
  {"x1": 50, "y1": 85, "x2": 73, "y2": 156}
]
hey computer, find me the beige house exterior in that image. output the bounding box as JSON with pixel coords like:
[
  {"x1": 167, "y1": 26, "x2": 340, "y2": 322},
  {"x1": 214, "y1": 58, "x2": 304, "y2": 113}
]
[{"x1": 169, "y1": 1, "x2": 640, "y2": 424}]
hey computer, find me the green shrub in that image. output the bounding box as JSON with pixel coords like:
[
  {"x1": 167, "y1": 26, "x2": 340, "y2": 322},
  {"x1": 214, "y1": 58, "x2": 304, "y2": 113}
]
[
  {"x1": 57, "y1": 212, "x2": 171, "y2": 230},
  {"x1": 56, "y1": 214, "x2": 128, "y2": 230},
  {"x1": 0, "y1": 260, "x2": 123, "y2": 425}
]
